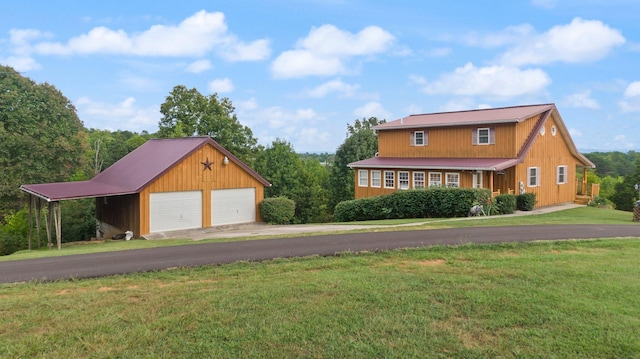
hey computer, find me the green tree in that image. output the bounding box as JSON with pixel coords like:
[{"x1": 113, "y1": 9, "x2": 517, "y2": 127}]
[
  {"x1": 610, "y1": 157, "x2": 640, "y2": 211},
  {"x1": 158, "y1": 85, "x2": 259, "y2": 165},
  {"x1": 328, "y1": 117, "x2": 385, "y2": 210},
  {"x1": 0, "y1": 65, "x2": 88, "y2": 217},
  {"x1": 254, "y1": 139, "x2": 327, "y2": 223}
]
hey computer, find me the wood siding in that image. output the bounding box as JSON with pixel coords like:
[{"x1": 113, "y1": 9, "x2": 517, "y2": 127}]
[
  {"x1": 96, "y1": 194, "x2": 140, "y2": 237},
  {"x1": 138, "y1": 144, "x2": 265, "y2": 235},
  {"x1": 513, "y1": 113, "x2": 578, "y2": 207},
  {"x1": 377, "y1": 124, "x2": 517, "y2": 158}
]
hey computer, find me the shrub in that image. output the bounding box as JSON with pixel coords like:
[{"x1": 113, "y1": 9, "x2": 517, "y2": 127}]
[
  {"x1": 261, "y1": 197, "x2": 296, "y2": 224},
  {"x1": 516, "y1": 192, "x2": 537, "y2": 211},
  {"x1": 0, "y1": 231, "x2": 26, "y2": 256},
  {"x1": 588, "y1": 196, "x2": 614, "y2": 209},
  {"x1": 494, "y1": 194, "x2": 517, "y2": 214},
  {"x1": 333, "y1": 188, "x2": 492, "y2": 222}
]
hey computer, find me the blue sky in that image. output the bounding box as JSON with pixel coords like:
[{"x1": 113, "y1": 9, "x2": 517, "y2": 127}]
[{"x1": 2, "y1": 0, "x2": 639, "y2": 153}]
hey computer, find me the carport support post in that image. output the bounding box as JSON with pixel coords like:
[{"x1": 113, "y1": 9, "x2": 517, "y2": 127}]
[
  {"x1": 35, "y1": 198, "x2": 42, "y2": 249},
  {"x1": 52, "y1": 201, "x2": 62, "y2": 250},
  {"x1": 46, "y1": 202, "x2": 53, "y2": 249},
  {"x1": 28, "y1": 195, "x2": 33, "y2": 250}
]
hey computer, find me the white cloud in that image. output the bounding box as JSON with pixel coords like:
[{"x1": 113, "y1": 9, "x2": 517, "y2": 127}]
[
  {"x1": 75, "y1": 96, "x2": 160, "y2": 131},
  {"x1": 29, "y1": 10, "x2": 270, "y2": 61},
  {"x1": 186, "y1": 59, "x2": 212, "y2": 73},
  {"x1": 564, "y1": 90, "x2": 600, "y2": 110},
  {"x1": 208, "y1": 78, "x2": 234, "y2": 93},
  {"x1": 619, "y1": 81, "x2": 640, "y2": 113},
  {"x1": 304, "y1": 78, "x2": 360, "y2": 98},
  {"x1": 420, "y1": 62, "x2": 551, "y2": 100},
  {"x1": 271, "y1": 24, "x2": 394, "y2": 78},
  {"x1": 624, "y1": 81, "x2": 640, "y2": 97},
  {"x1": 499, "y1": 18, "x2": 625, "y2": 66},
  {"x1": 353, "y1": 101, "x2": 392, "y2": 120},
  {"x1": 1, "y1": 56, "x2": 41, "y2": 71}
]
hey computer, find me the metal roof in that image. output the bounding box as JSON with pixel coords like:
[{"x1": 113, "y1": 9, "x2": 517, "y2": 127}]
[
  {"x1": 348, "y1": 157, "x2": 521, "y2": 171},
  {"x1": 375, "y1": 103, "x2": 555, "y2": 130},
  {"x1": 20, "y1": 136, "x2": 271, "y2": 202}
]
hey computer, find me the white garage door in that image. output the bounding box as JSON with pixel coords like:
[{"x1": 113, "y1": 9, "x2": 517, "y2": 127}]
[
  {"x1": 150, "y1": 191, "x2": 202, "y2": 233},
  {"x1": 212, "y1": 188, "x2": 256, "y2": 226}
]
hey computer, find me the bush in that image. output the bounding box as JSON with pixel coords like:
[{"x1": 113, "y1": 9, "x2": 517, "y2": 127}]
[
  {"x1": 333, "y1": 188, "x2": 492, "y2": 222},
  {"x1": 516, "y1": 193, "x2": 537, "y2": 211},
  {"x1": 0, "y1": 231, "x2": 26, "y2": 256},
  {"x1": 588, "y1": 196, "x2": 614, "y2": 209},
  {"x1": 261, "y1": 197, "x2": 296, "y2": 224},
  {"x1": 494, "y1": 194, "x2": 517, "y2": 214},
  {"x1": 61, "y1": 199, "x2": 96, "y2": 242}
]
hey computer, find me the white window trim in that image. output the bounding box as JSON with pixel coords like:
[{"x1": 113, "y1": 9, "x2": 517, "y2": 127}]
[
  {"x1": 384, "y1": 171, "x2": 395, "y2": 189},
  {"x1": 358, "y1": 170, "x2": 368, "y2": 187},
  {"x1": 477, "y1": 128, "x2": 490, "y2": 144},
  {"x1": 413, "y1": 171, "x2": 425, "y2": 189},
  {"x1": 398, "y1": 171, "x2": 410, "y2": 190},
  {"x1": 429, "y1": 172, "x2": 442, "y2": 187},
  {"x1": 412, "y1": 131, "x2": 425, "y2": 146},
  {"x1": 528, "y1": 167, "x2": 540, "y2": 187},
  {"x1": 446, "y1": 172, "x2": 460, "y2": 188},
  {"x1": 472, "y1": 171, "x2": 483, "y2": 188},
  {"x1": 556, "y1": 165, "x2": 568, "y2": 184},
  {"x1": 371, "y1": 170, "x2": 381, "y2": 188}
]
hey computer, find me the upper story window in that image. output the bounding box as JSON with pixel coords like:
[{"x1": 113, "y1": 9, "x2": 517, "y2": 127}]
[
  {"x1": 473, "y1": 127, "x2": 495, "y2": 145},
  {"x1": 358, "y1": 170, "x2": 368, "y2": 187},
  {"x1": 411, "y1": 130, "x2": 427, "y2": 146}
]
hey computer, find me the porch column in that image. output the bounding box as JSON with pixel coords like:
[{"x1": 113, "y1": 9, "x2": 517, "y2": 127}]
[{"x1": 582, "y1": 168, "x2": 588, "y2": 195}]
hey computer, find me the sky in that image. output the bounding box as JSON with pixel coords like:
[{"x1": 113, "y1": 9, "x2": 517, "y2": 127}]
[{"x1": 1, "y1": 0, "x2": 639, "y2": 153}]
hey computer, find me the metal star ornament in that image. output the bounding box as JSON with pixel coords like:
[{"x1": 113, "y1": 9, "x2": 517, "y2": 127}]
[{"x1": 201, "y1": 157, "x2": 214, "y2": 171}]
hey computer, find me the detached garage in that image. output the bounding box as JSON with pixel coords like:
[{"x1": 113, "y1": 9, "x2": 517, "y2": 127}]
[{"x1": 21, "y1": 136, "x2": 271, "y2": 244}]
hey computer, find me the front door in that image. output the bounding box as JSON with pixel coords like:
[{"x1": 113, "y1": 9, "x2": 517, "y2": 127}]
[{"x1": 473, "y1": 171, "x2": 483, "y2": 188}]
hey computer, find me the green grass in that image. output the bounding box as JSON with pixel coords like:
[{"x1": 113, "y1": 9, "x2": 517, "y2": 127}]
[
  {"x1": 1, "y1": 238, "x2": 639, "y2": 358},
  {"x1": 1, "y1": 206, "x2": 635, "y2": 262}
]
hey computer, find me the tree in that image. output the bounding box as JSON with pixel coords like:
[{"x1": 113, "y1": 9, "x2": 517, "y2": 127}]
[
  {"x1": 158, "y1": 85, "x2": 259, "y2": 165},
  {"x1": 328, "y1": 117, "x2": 385, "y2": 210},
  {"x1": 610, "y1": 157, "x2": 640, "y2": 212},
  {"x1": 254, "y1": 139, "x2": 327, "y2": 223},
  {"x1": 0, "y1": 65, "x2": 88, "y2": 217}
]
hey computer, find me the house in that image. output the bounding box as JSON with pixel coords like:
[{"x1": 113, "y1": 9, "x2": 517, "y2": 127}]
[
  {"x1": 348, "y1": 104, "x2": 595, "y2": 208},
  {"x1": 21, "y1": 136, "x2": 271, "y2": 246}
]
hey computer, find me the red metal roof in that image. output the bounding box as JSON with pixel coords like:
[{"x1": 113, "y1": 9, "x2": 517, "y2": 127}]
[
  {"x1": 20, "y1": 137, "x2": 271, "y2": 201},
  {"x1": 348, "y1": 157, "x2": 520, "y2": 171},
  {"x1": 375, "y1": 103, "x2": 555, "y2": 130}
]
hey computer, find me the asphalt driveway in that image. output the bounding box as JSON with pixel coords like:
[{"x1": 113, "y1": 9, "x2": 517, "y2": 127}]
[{"x1": 1, "y1": 224, "x2": 638, "y2": 284}]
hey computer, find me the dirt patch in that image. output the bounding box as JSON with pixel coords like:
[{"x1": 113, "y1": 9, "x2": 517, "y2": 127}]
[
  {"x1": 97, "y1": 286, "x2": 113, "y2": 292},
  {"x1": 416, "y1": 259, "x2": 447, "y2": 266}
]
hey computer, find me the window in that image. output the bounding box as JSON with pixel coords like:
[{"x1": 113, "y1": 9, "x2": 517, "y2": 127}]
[
  {"x1": 557, "y1": 165, "x2": 567, "y2": 184},
  {"x1": 446, "y1": 172, "x2": 460, "y2": 187},
  {"x1": 411, "y1": 131, "x2": 427, "y2": 146},
  {"x1": 358, "y1": 170, "x2": 368, "y2": 187},
  {"x1": 371, "y1": 170, "x2": 381, "y2": 188},
  {"x1": 413, "y1": 172, "x2": 425, "y2": 189},
  {"x1": 384, "y1": 171, "x2": 395, "y2": 188},
  {"x1": 551, "y1": 126, "x2": 557, "y2": 136},
  {"x1": 528, "y1": 167, "x2": 540, "y2": 187},
  {"x1": 398, "y1": 171, "x2": 409, "y2": 189},
  {"x1": 473, "y1": 127, "x2": 495, "y2": 145},
  {"x1": 429, "y1": 172, "x2": 442, "y2": 187}
]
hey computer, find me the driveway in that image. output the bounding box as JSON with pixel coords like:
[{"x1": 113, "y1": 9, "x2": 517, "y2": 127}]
[{"x1": 1, "y1": 224, "x2": 638, "y2": 284}]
